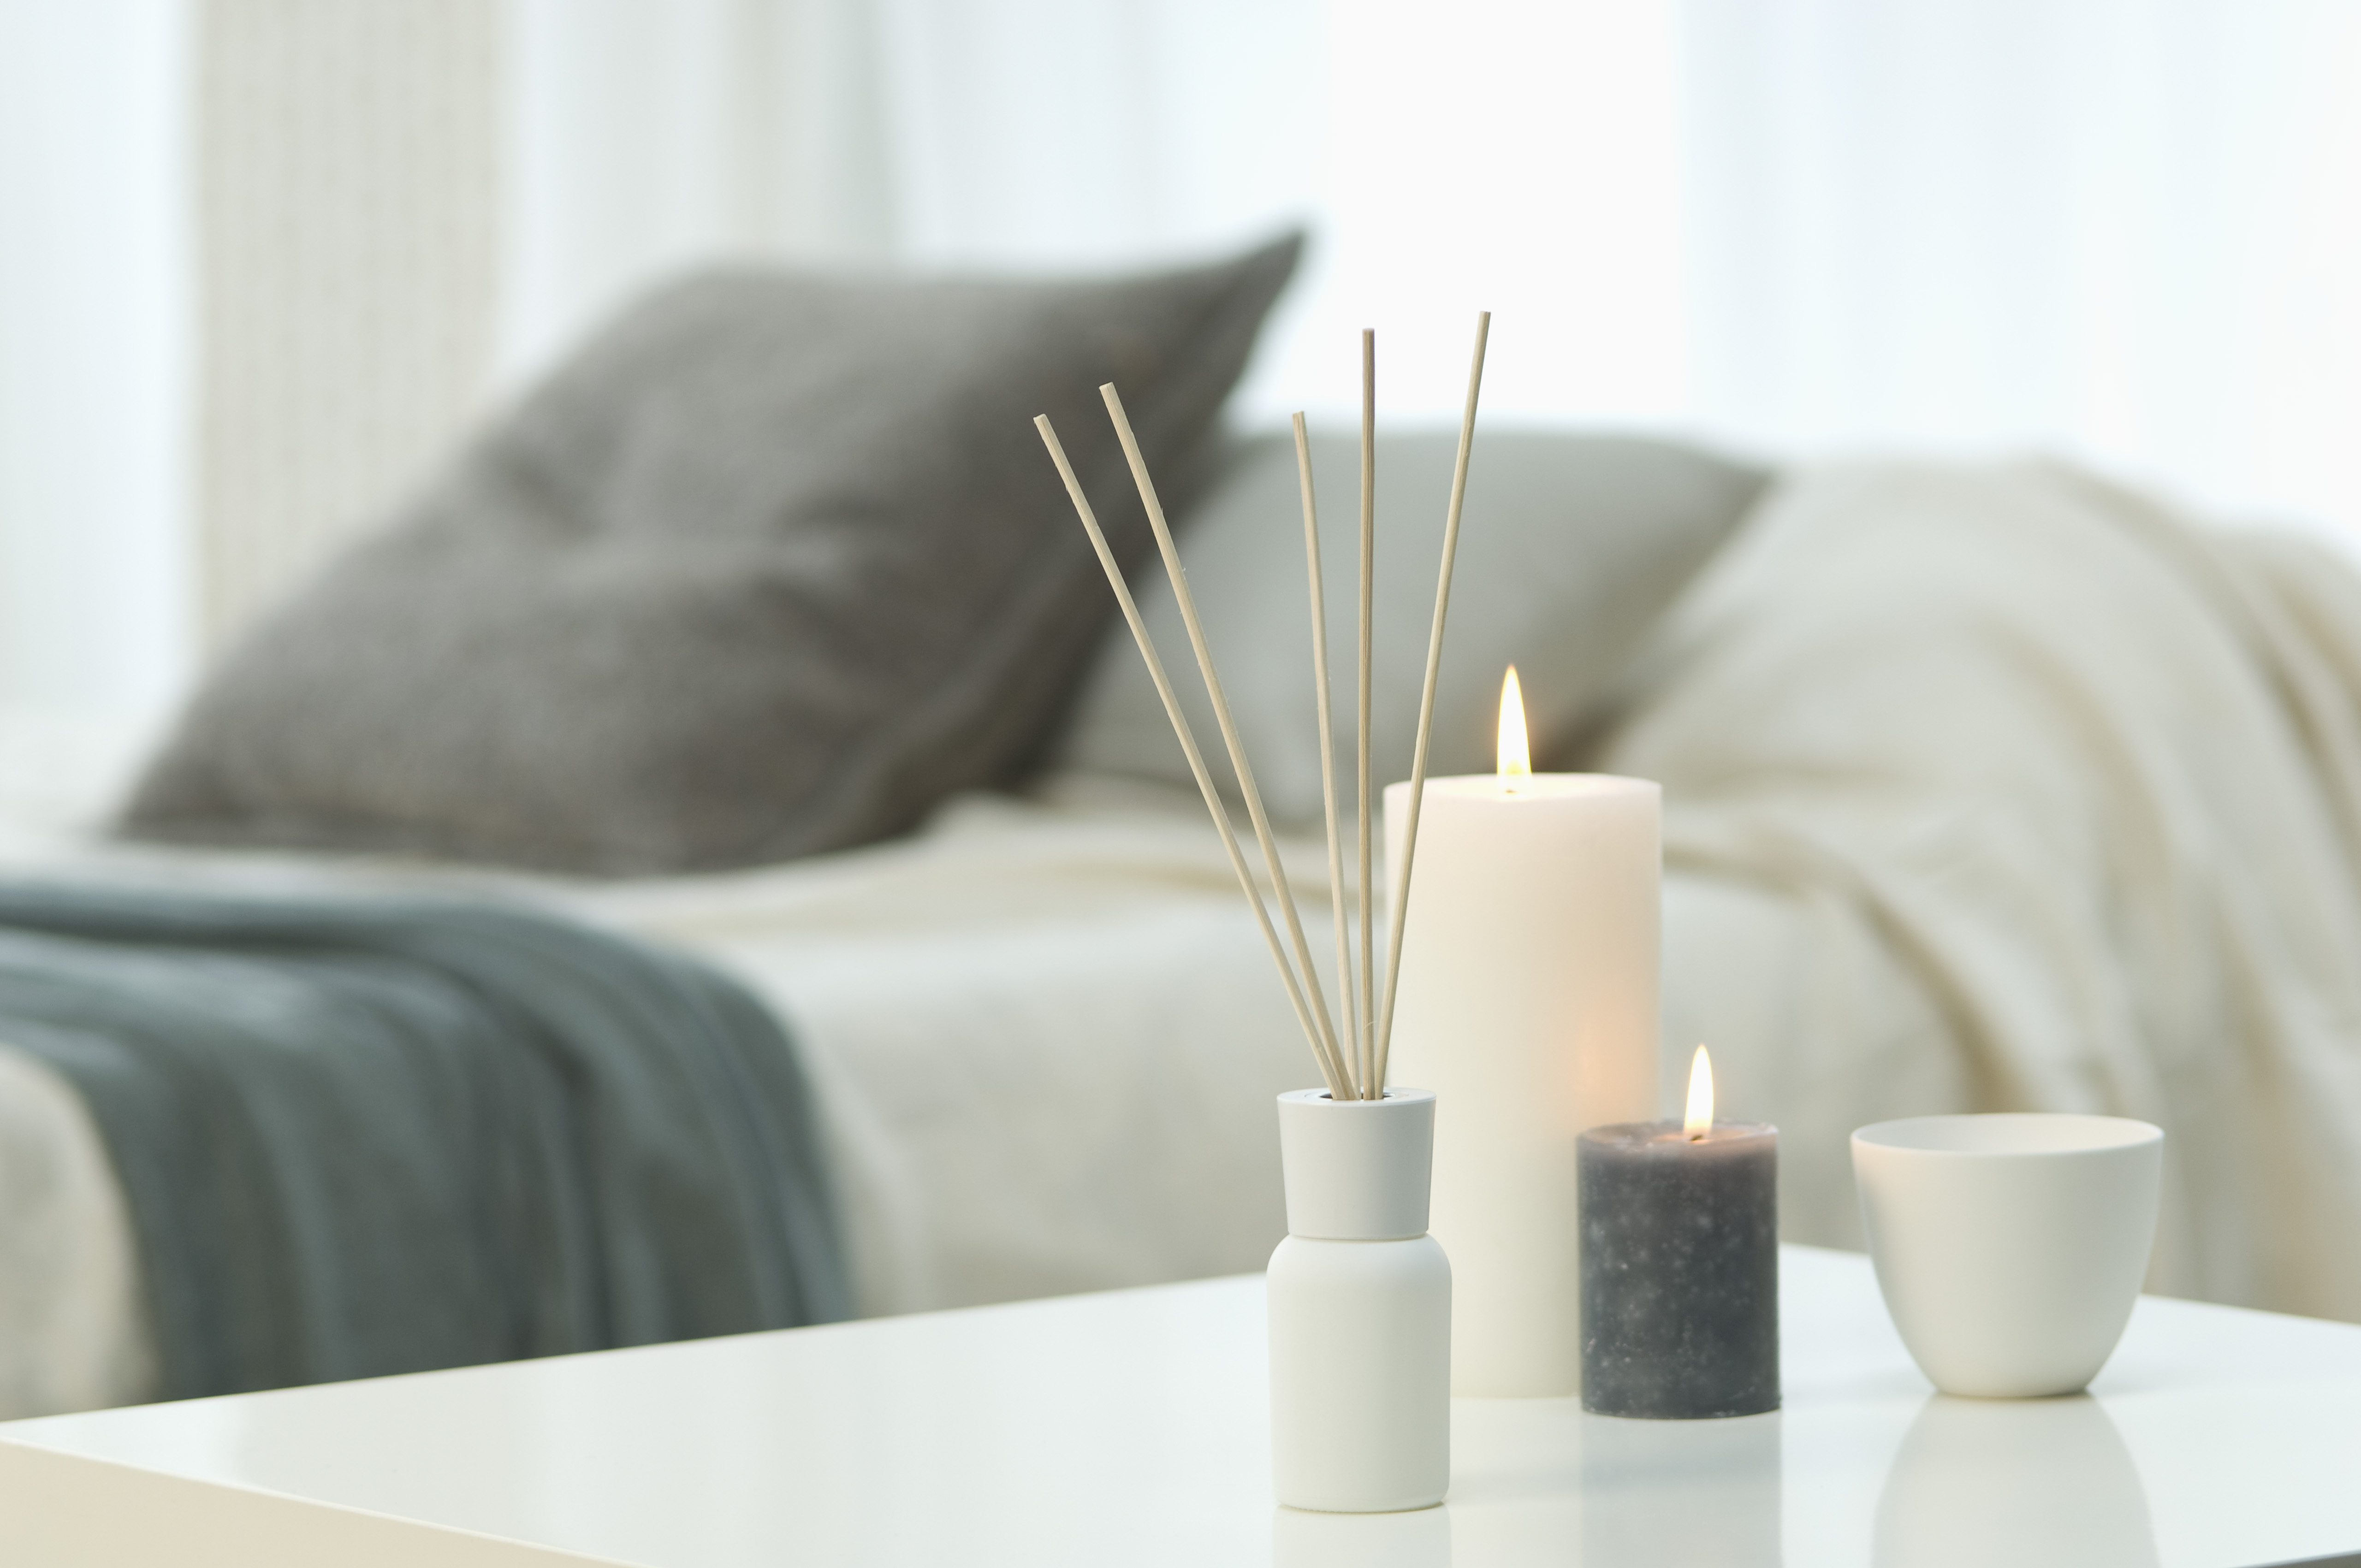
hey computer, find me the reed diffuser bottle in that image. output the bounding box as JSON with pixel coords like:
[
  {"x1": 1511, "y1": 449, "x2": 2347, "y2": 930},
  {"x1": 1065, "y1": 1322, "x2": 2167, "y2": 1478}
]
[
  {"x1": 1269, "y1": 1088, "x2": 1451, "y2": 1513},
  {"x1": 1038, "y1": 311, "x2": 1490, "y2": 1518}
]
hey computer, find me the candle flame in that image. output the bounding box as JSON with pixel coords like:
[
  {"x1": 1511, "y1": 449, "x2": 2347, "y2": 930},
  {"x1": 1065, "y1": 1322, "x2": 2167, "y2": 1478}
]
[
  {"x1": 1497, "y1": 665, "x2": 1531, "y2": 785},
  {"x1": 1683, "y1": 1045, "x2": 1714, "y2": 1139}
]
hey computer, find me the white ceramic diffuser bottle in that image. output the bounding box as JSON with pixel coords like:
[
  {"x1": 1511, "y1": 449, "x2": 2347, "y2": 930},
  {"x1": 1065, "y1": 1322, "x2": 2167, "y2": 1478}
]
[{"x1": 1269, "y1": 1088, "x2": 1451, "y2": 1514}]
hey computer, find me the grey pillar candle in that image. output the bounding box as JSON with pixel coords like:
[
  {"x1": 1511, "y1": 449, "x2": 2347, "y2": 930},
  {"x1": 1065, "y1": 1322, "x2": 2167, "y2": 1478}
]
[{"x1": 1578, "y1": 1111, "x2": 1779, "y2": 1419}]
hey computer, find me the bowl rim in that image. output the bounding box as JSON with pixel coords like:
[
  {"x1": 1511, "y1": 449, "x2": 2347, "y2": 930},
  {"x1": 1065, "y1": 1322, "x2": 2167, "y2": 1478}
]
[{"x1": 1852, "y1": 1111, "x2": 2162, "y2": 1157}]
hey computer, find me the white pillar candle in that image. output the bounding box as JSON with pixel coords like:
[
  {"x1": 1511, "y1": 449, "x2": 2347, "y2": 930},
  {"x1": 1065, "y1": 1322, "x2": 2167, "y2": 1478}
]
[{"x1": 1383, "y1": 771, "x2": 1659, "y2": 1396}]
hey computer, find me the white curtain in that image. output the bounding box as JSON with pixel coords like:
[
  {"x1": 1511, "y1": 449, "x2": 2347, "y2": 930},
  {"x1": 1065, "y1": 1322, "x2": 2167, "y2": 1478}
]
[
  {"x1": 0, "y1": 1, "x2": 189, "y2": 719},
  {"x1": 195, "y1": 0, "x2": 502, "y2": 652},
  {"x1": 500, "y1": 0, "x2": 2361, "y2": 535},
  {"x1": 496, "y1": 0, "x2": 1334, "y2": 385},
  {"x1": 1272, "y1": 1, "x2": 1690, "y2": 429},
  {"x1": 4, "y1": 0, "x2": 2358, "y2": 730},
  {"x1": 1681, "y1": 0, "x2": 2361, "y2": 537},
  {"x1": 499, "y1": 0, "x2": 899, "y2": 383},
  {"x1": 497, "y1": 0, "x2": 1691, "y2": 429}
]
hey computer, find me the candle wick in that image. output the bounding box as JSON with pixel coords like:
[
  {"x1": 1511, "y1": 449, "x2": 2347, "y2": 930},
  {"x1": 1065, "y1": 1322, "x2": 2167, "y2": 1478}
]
[{"x1": 1688, "y1": 1132, "x2": 1704, "y2": 1143}]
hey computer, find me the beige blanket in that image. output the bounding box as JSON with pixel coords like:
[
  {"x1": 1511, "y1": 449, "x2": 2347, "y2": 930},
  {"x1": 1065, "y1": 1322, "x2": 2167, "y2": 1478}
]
[{"x1": 1614, "y1": 462, "x2": 2361, "y2": 1319}]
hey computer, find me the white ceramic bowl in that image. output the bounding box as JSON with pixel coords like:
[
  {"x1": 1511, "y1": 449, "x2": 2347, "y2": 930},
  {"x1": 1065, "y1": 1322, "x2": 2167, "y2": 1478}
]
[{"x1": 1852, "y1": 1114, "x2": 2163, "y2": 1398}]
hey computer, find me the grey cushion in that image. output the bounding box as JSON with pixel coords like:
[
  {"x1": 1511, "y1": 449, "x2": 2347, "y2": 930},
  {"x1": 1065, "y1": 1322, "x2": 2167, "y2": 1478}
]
[
  {"x1": 1054, "y1": 429, "x2": 1766, "y2": 824},
  {"x1": 121, "y1": 235, "x2": 1302, "y2": 873}
]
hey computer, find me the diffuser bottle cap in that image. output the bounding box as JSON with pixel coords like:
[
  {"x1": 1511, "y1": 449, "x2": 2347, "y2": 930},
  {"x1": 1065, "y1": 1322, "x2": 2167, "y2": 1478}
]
[{"x1": 1276, "y1": 1088, "x2": 1436, "y2": 1240}]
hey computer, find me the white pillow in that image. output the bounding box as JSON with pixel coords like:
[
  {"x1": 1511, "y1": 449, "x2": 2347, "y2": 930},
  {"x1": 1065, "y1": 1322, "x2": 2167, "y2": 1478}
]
[{"x1": 1054, "y1": 429, "x2": 1765, "y2": 825}]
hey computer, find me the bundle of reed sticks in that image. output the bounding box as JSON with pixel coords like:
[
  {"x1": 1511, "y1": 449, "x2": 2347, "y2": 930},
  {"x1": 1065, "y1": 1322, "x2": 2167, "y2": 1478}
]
[{"x1": 1035, "y1": 313, "x2": 1490, "y2": 1101}]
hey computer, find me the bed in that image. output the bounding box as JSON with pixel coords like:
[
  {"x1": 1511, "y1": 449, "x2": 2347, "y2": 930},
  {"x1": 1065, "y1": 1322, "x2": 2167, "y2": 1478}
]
[{"x1": 7, "y1": 248, "x2": 2360, "y2": 1422}]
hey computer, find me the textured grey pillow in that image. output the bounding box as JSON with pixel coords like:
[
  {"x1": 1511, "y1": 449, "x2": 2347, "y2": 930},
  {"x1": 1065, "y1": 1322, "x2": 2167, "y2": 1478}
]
[
  {"x1": 1054, "y1": 429, "x2": 1766, "y2": 824},
  {"x1": 122, "y1": 235, "x2": 1302, "y2": 873}
]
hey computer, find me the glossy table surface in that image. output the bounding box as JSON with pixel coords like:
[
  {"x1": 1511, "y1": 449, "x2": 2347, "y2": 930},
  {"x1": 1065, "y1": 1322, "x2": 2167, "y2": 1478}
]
[{"x1": 3, "y1": 1245, "x2": 2358, "y2": 1567}]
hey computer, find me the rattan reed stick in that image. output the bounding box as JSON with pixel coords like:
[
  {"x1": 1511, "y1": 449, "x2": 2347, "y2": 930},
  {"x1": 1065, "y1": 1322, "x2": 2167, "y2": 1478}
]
[
  {"x1": 1373, "y1": 311, "x2": 1491, "y2": 1093},
  {"x1": 1293, "y1": 413, "x2": 1361, "y2": 1101},
  {"x1": 1098, "y1": 383, "x2": 1350, "y2": 1088},
  {"x1": 1035, "y1": 415, "x2": 1353, "y2": 1100},
  {"x1": 1356, "y1": 331, "x2": 1378, "y2": 1098}
]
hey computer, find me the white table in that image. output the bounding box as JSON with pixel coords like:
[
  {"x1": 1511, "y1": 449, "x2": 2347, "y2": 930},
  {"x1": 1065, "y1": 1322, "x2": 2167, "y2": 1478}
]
[{"x1": 2, "y1": 1246, "x2": 2357, "y2": 1567}]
